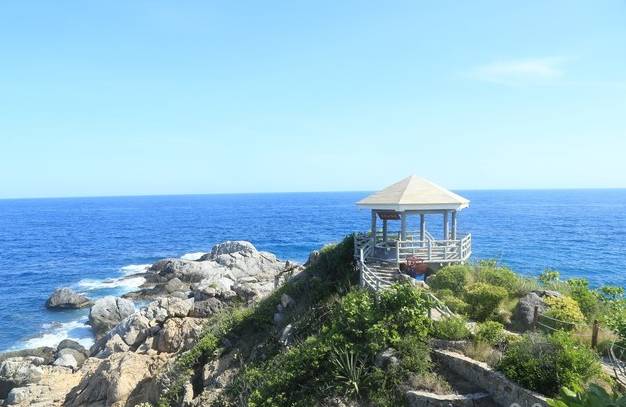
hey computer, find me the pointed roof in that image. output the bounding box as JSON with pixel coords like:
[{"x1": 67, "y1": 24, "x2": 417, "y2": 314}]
[{"x1": 356, "y1": 176, "x2": 469, "y2": 211}]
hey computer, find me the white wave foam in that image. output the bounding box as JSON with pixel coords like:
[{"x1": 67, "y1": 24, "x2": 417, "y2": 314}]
[
  {"x1": 77, "y1": 276, "x2": 146, "y2": 291},
  {"x1": 181, "y1": 252, "x2": 206, "y2": 261},
  {"x1": 120, "y1": 264, "x2": 151, "y2": 275},
  {"x1": 21, "y1": 317, "x2": 94, "y2": 350}
]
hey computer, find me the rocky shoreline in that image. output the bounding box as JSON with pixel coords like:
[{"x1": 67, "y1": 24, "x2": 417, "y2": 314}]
[{"x1": 0, "y1": 241, "x2": 303, "y2": 406}]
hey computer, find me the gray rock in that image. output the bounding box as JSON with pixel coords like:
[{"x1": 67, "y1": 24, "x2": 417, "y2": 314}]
[
  {"x1": 279, "y1": 324, "x2": 294, "y2": 346},
  {"x1": 89, "y1": 296, "x2": 135, "y2": 337},
  {"x1": 144, "y1": 297, "x2": 193, "y2": 322},
  {"x1": 191, "y1": 298, "x2": 223, "y2": 318},
  {"x1": 57, "y1": 339, "x2": 87, "y2": 357},
  {"x1": 0, "y1": 359, "x2": 43, "y2": 398},
  {"x1": 103, "y1": 334, "x2": 130, "y2": 356},
  {"x1": 155, "y1": 318, "x2": 204, "y2": 353},
  {"x1": 375, "y1": 348, "x2": 399, "y2": 369},
  {"x1": 207, "y1": 241, "x2": 257, "y2": 259},
  {"x1": 280, "y1": 293, "x2": 295, "y2": 309},
  {"x1": 165, "y1": 277, "x2": 189, "y2": 294},
  {"x1": 305, "y1": 250, "x2": 320, "y2": 267},
  {"x1": 58, "y1": 348, "x2": 86, "y2": 367},
  {"x1": 53, "y1": 353, "x2": 78, "y2": 370},
  {"x1": 46, "y1": 288, "x2": 92, "y2": 309},
  {"x1": 0, "y1": 347, "x2": 55, "y2": 365},
  {"x1": 232, "y1": 283, "x2": 259, "y2": 303},
  {"x1": 514, "y1": 292, "x2": 548, "y2": 328}
]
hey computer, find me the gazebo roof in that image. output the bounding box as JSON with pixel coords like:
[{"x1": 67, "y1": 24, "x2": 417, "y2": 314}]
[{"x1": 356, "y1": 175, "x2": 469, "y2": 211}]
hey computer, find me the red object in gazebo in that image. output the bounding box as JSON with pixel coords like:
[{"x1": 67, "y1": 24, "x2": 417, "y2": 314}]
[{"x1": 404, "y1": 255, "x2": 428, "y2": 277}]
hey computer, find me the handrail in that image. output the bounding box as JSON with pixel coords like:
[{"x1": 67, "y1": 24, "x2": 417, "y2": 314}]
[{"x1": 358, "y1": 247, "x2": 390, "y2": 291}]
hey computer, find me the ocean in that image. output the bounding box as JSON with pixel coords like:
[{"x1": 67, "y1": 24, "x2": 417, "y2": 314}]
[{"x1": 1, "y1": 190, "x2": 625, "y2": 351}]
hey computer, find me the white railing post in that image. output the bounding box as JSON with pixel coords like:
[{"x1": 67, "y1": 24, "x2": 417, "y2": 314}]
[{"x1": 427, "y1": 240, "x2": 432, "y2": 260}]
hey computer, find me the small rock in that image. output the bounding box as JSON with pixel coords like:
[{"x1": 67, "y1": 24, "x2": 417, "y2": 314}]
[
  {"x1": 89, "y1": 296, "x2": 135, "y2": 337},
  {"x1": 305, "y1": 250, "x2": 320, "y2": 267},
  {"x1": 57, "y1": 339, "x2": 87, "y2": 356},
  {"x1": 280, "y1": 293, "x2": 295, "y2": 309},
  {"x1": 375, "y1": 348, "x2": 398, "y2": 369},
  {"x1": 46, "y1": 288, "x2": 92, "y2": 309},
  {"x1": 273, "y1": 312, "x2": 284, "y2": 325},
  {"x1": 53, "y1": 353, "x2": 78, "y2": 370},
  {"x1": 279, "y1": 324, "x2": 294, "y2": 346},
  {"x1": 57, "y1": 348, "x2": 86, "y2": 368}
]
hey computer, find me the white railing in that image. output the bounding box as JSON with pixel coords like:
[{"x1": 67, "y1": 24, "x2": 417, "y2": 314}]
[
  {"x1": 357, "y1": 247, "x2": 390, "y2": 291},
  {"x1": 396, "y1": 234, "x2": 472, "y2": 263}
]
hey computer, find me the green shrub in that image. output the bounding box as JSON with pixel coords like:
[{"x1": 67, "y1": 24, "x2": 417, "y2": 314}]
[
  {"x1": 547, "y1": 384, "x2": 626, "y2": 407},
  {"x1": 428, "y1": 265, "x2": 471, "y2": 294},
  {"x1": 437, "y1": 291, "x2": 469, "y2": 315},
  {"x1": 539, "y1": 269, "x2": 561, "y2": 286},
  {"x1": 474, "y1": 321, "x2": 506, "y2": 346},
  {"x1": 478, "y1": 266, "x2": 521, "y2": 295},
  {"x1": 432, "y1": 316, "x2": 471, "y2": 341},
  {"x1": 464, "y1": 282, "x2": 507, "y2": 321},
  {"x1": 497, "y1": 332, "x2": 602, "y2": 396},
  {"x1": 544, "y1": 296, "x2": 586, "y2": 328},
  {"x1": 395, "y1": 334, "x2": 431, "y2": 374},
  {"x1": 566, "y1": 279, "x2": 600, "y2": 320}
]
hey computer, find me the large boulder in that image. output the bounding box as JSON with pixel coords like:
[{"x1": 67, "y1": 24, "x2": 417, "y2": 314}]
[
  {"x1": 154, "y1": 318, "x2": 204, "y2": 353},
  {"x1": 64, "y1": 352, "x2": 168, "y2": 407},
  {"x1": 191, "y1": 297, "x2": 223, "y2": 318},
  {"x1": 0, "y1": 347, "x2": 55, "y2": 365},
  {"x1": 204, "y1": 241, "x2": 257, "y2": 259},
  {"x1": 514, "y1": 290, "x2": 562, "y2": 328},
  {"x1": 89, "y1": 296, "x2": 135, "y2": 337},
  {"x1": 46, "y1": 288, "x2": 92, "y2": 309},
  {"x1": 0, "y1": 358, "x2": 44, "y2": 399}
]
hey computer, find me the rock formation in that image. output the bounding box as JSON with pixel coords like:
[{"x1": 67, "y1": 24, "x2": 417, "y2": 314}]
[{"x1": 46, "y1": 288, "x2": 92, "y2": 309}]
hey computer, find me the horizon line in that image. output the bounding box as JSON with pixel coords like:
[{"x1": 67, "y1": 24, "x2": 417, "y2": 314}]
[{"x1": 2, "y1": 186, "x2": 626, "y2": 201}]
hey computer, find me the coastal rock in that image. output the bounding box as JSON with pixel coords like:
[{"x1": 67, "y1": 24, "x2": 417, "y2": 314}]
[
  {"x1": 191, "y1": 297, "x2": 223, "y2": 318},
  {"x1": 57, "y1": 348, "x2": 86, "y2": 368},
  {"x1": 204, "y1": 240, "x2": 257, "y2": 259},
  {"x1": 305, "y1": 250, "x2": 321, "y2": 267},
  {"x1": 46, "y1": 288, "x2": 92, "y2": 309},
  {"x1": 164, "y1": 277, "x2": 190, "y2": 294},
  {"x1": 89, "y1": 296, "x2": 135, "y2": 337},
  {"x1": 144, "y1": 297, "x2": 193, "y2": 322},
  {"x1": 0, "y1": 358, "x2": 44, "y2": 399},
  {"x1": 0, "y1": 347, "x2": 55, "y2": 365},
  {"x1": 53, "y1": 353, "x2": 78, "y2": 370},
  {"x1": 103, "y1": 334, "x2": 130, "y2": 355},
  {"x1": 65, "y1": 352, "x2": 168, "y2": 407},
  {"x1": 155, "y1": 317, "x2": 204, "y2": 353},
  {"x1": 57, "y1": 339, "x2": 88, "y2": 357}
]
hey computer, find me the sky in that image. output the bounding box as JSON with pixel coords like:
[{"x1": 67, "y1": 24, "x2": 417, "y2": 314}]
[{"x1": 1, "y1": 1, "x2": 626, "y2": 198}]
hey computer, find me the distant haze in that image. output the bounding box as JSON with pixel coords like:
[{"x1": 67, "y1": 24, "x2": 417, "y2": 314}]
[{"x1": 1, "y1": 1, "x2": 626, "y2": 199}]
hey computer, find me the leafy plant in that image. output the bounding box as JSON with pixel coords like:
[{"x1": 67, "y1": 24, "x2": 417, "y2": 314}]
[
  {"x1": 330, "y1": 347, "x2": 367, "y2": 398},
  {"x1": 540, "y1": 269, "x2": 561, "y2": 286},
  {"x1": 464, "y1": 282, "x2": 507, "y2": 321},
  {"x1": 427, "y1": 265, "x2": 471, "y2": 294},
  {"x1": 432, "y1": 316, "x2": 471, "y2": 340},
  {"x1": 544, "y1": 295, "x2": 586, "y2": 328},
  {"x1": 497, "y1": 332, "x2": 602, "y2": 396},
  {"x1": 478, "y1": 266, "x2": 521, "y2": 295},
  {"x1": 474, "y1": 321, "x2": 506, "y2": 346},
  {"x1": 548, "y1": 384, "x2": 626, "y2": 407},
  {"x1": 567, "y1": 278, "x2": 600, "y2": 320}
]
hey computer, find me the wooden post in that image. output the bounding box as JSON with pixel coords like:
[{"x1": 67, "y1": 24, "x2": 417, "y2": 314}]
[
  {"x1": 592, "y1": 320, "x2": 599, "y2": 349},
  {"x1": 371, "y1": 210, "x2": 377, "y2": 247},
  {"x1": 532, "y1": 306, "x2": 539, "y2": 331},
  {"x1": 382, "y1": 219, "x2": 388, "y2": 243},
  {"x1": 443, "y1": 211, "x2": 449, "y2": 240},
  {"x1": 420, "y1": 214, "x2": 425, "y2": 247},
  {"x1": 451, "y1": 210, "x2": 457, "y2": 240},
  {"x1": 400, "y1": 212, "x2": 407, "y2": 240}
]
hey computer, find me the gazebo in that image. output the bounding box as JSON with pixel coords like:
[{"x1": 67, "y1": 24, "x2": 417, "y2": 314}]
[{"x1": 354, "y1": 176, "x2": 472, "y2": 290}]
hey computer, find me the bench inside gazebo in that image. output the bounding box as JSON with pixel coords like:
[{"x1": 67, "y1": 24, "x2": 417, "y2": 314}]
[{"x1": 354, "y1": 175, "x2": 472, "y2": 290}]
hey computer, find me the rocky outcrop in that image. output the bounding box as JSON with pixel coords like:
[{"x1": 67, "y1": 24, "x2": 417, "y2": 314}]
[
  {"x1": 514, "y1": 290, "x2": 563, "y2": 329},
  {"x1": 46, "y1": 288, "x2": 92, "y2": 309},
  {"x1": 64, "y1": 352, "x2": 168, "y2": 407},
  {"x1": 1, "y1": 241, "x2": 299, "y2": 407},
  {"x1": 89, "y1": 296, "x2": 135, "y2": 337}
]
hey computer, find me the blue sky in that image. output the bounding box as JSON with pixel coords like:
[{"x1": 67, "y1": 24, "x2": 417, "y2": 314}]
[{"x1": 1, "y1": 1, "x2": 626, "y2": 198}]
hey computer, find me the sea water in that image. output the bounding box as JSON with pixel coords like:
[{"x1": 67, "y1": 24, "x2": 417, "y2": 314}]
[{"x1": 1, "y1": 190, "x2": 625, "y2": 351}]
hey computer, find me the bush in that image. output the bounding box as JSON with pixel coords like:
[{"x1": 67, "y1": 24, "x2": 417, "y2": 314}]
[
  {"x1": 475, "y1": 321, "x2": 506, "y2": 346},
  {"x1": 497, "y1": 332, "x2": 602, "y2": 396},
  {"x1": 436, "y1": 289, "x2": 469, "y2": 314},
  {"x1": 428, "y1": 265, "x2": 471, "y2": 294},
  {"x1": 539, "y1": 269, "x2": 561, "y2": 286},
  {"x1": 544, "y1": 296, "x2": 586, "y2": 328},
  {"x1": 464, "y1": 282, "x2": 507, "y2": 321},
  {"x1": 478, "y1": 266, "x2": 521, "y2": 295},
  {"x1": 547, "y1": 383, "x2": 626, "y2": 407},
  {"x1": 566, "y1": 278, "x2": 600, "y2": 320},
  {"x1": 432, "y1": 316, "x2": 471, "y2": 340}
]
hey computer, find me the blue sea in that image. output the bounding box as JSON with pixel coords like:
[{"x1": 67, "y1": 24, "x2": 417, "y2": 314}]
[{"x1": 1, "y1": 190, "x2": 626, "y2": 351}]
